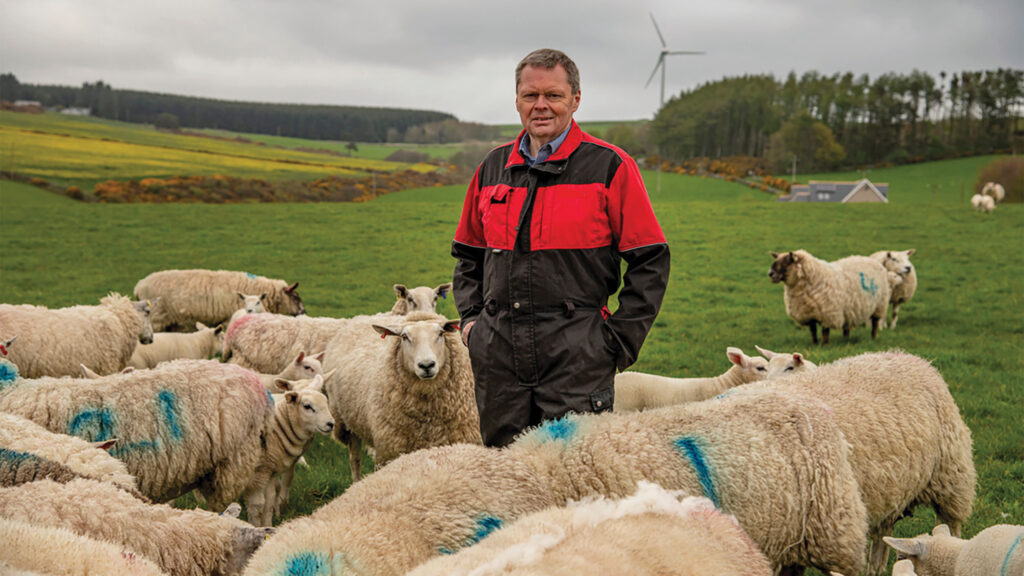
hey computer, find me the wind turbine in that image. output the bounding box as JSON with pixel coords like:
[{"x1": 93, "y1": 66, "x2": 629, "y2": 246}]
[{"x1": 646, "y1": 13, "x2": 705, "y2": 108}]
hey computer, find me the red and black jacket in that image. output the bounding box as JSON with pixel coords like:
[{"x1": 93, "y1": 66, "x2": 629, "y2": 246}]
[{"x1": 452, "y1": 121, "x2": 670, "y2": 383}]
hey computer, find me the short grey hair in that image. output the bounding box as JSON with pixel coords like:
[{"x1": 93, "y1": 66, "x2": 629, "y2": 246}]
[{"x1": 515, "y1": 49, "x2": 580, "y2": 95}]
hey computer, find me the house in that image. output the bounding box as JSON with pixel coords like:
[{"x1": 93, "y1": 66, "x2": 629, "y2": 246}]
[
  {"x1": 777, "y1": 179, "x2": 889, "y2": 203},
  {"x1": 61, "y1": 107, "x2": 92, "y2": 116}
]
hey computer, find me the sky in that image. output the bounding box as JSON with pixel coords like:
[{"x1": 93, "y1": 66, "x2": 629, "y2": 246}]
[{"x1": 2, "y1": 0, "x2": 1022, "y2": 126}]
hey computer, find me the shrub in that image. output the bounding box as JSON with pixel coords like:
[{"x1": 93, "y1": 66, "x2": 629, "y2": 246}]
[
  {"x1": 385, "y1": 149, "x2": 431, "y2": 164},
  {"x1": 976, "y1": 157, "x2": 1024, "y2": 203}
]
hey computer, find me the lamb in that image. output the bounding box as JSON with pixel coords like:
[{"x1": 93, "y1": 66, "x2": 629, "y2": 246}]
[
  {"x1": 870, "y1": 249, "x2": 918, "y2": 329},
  {"x1": 134, "y1": 269, "x2": 304, "y2": 332},
  {"x1": 322, "y1": 311, "x2": 482, "y2": 481},
  {"x1": 390, "y1": 282, "x2": 453, "y2": 314},
  {"x1": 769, "y1": 250, "x2": 892, "y2": 344},
  {"x1": 0, "y1": 293, "x2": 153, "y2": 377},
  {"x1": 0, "y1": 412, "x2": 138, "y2": 493},
  {"x1": 883, "y1": 523, "x2": 1024, "y2": 576},
  {"x1": 129, "y1": 322, "x2": 225, "y2": 368},
  {"x1": 0, "y1": 517, "x2": 168, "y2": 576},
  {"x1": 227, "y1": 292, "x2": 268, "y2": 327},
  {"x1": 241, "y1": 444, "x2": 554, "y2": 576},
  {"x1": 732, "y1": 351, "x2": 976, "y2": 574},
  {"x1": 406, "y1": 482, "x2": 772, "y2": 576},
  {"x1": 0, "y1": 477, "x2": 273, "y2": 576},
  {"x1": 255, "y1": 350, "x2": 324, "y2": 393},
  {"x1": 971, "y1": 193, "x2": 995, "y2": 212},
  {"x1": 507, "y1": 388, "x2": 869, "y2": 575},
  {"x1": 754, "y1": 345, "x2": 817, "y2": 379},
  {"x1": 244, "y1": 374, "x2": 334, "y2": 527},
  {"x1": 982, "y1": 181, "x2": 1006, "y2": 204},
  {"x1": 0, "y1": 359, "x2": 273, "y2": 511},
  {"x1": 613, "y1": 347, "x2": 769, "y2": 412}
]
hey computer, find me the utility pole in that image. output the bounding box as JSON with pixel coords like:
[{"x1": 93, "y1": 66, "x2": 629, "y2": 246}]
[{"x1": 791, "y1": 156, "x2": 798, "y2": 183}]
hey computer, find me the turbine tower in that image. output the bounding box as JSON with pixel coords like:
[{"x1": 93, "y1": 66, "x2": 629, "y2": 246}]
[{"x1": 646, "y1": 13, "x2": 705, "y2": 109}]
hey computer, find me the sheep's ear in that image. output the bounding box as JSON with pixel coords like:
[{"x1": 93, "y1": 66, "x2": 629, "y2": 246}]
[
  {"x1": 309, "y1": 374, "x2": 325, "y2": 392},
  {"x1": 373, "y1": 325, "x2": 401, "y2": 338},
  {"x1": 260, "y1": 292, "x2": 268, "y2": 301},
  {"x1": 285, "y1": 282, "x2": 299, "y2": 293},
  {"x1": 214, "y1": 323, "x2": 226, "y2": 335},
  {"x1": 196, "y1": 322, "x2": 208, "y2": 331},
  {"x1": 80, "y1": 364, "x2": 101, "y2": 379},
  {"x1": 906, "y1": 249, "x2": 916, "y2": 256},
  {"x1": 275, "y1": 378, "x2": 294, "y2": 392},
  {"x1": 883, "y1": 536, "x2": 925, "y2": 559},
  {"x1": 285, "y1": 391, "x2": 299, "y2": 404},
  {"x1": 92, "y1": 439, "x2": 118, "y2": 451},
  {"x1": 121, "y1": 366, "x2": 135, "y2": 374},
  {"x1": 322, "y1": 368, "x2": 338, "y2": 381},
  {"x1": 770, "y1": 252, "x2": 779, "y2": 259},
  {"x1": 793, "y1": 353, "x2": 805, "y2": 367},
  {"x1": 293, "y1": 351, "x2": 306, "y2": 364},
  {"x1": 313, "y1": 351, "x2": 325, "y2": 362},
  {"x1": 394, "y1": 284, "x2": 409, "y2": 299},
  {"x1": 932, "y1": 524, "x2": 951, "y2": 537},
  {"x1": 442, "y1": 320, "x2": 461, "y2": 333},
  {"x1": 788, "y1": 251, "x2": 796, "y2": 261},
  {"x1": 887, "y1": 251, "x2": 894, "y2": 258},
  {"x1": 237, "y1": 292, "x2": 246, "y2": 301},
  {"x1": 726, "y1": 347, "x2": 747, "y2": 367},
  {"x1": 435, "y1": 283, "x2": 452, "y2": 300},
  {"x1": 221, "y1": 503, "x2": 242, "y2": 518},
  {"x1": 754, "y1": 345, "x2": 775, "y2": 359}
]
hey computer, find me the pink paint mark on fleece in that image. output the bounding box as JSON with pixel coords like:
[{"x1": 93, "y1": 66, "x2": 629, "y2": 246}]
[
  {"x1": 224, "y1": 313, "x2": 257, "y2": 350},
  {"x1": 227, "y1": 363, "x2": 269, "y2": 406}
]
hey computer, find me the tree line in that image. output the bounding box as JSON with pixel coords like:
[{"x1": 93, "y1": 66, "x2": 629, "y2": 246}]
[
  {"x1": 0, "y1": 74, "x2": 498, "y2": 143},
  {"x1": 649, "y1": 68, "x2": 1023, "y2": 172}
]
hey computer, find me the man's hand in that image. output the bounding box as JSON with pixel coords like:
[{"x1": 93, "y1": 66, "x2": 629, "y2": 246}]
[{"x1": 461, "y1": 321, "x2": 475, "y2": 346}]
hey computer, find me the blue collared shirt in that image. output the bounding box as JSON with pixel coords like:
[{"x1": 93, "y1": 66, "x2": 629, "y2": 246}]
[{"x1": 519, "y1": 126, "x2": 571, "y2": 166}]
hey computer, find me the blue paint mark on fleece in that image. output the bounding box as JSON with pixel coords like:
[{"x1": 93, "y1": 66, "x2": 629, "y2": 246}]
[
  {"x1": 69, "y1": 407, "x2": 116, "y2": 442},
  {"x1": 158, "y1": 390, "x2": 183, "y2": 440},
  {"x1": 859, "y1": 272, "x2": 878, "y2": 296},
  {"x1": 281, "y1": 551, "x2": 331, "y2": 576},
  {"x1": 534, "y1": 415, "x2": 577, "y2": 443},
  {"x1": 1002, "y1": 533, "x2": 1023, "y2": 576},
  {"x1": 439, "y1": 514, "x2": 504, "y2": 555},
  {"x1": 0, "y1": 359, "x2": 19, "y2": 388},
  {"x1": 0, "y1": 448, "x2": 37, "y2": 467},
  {"x1": 672, "y1": 436, "x2": 720, "y2": 508},
  {"x1": 246, "y1": 272, "x2": 259, "y2": 279}
]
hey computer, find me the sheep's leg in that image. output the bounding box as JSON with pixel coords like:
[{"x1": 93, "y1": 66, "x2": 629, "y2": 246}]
[
  {"x1": 777, "y1": 566, "x2": 806, "y2": 576},
  {"x1": 274, "y1": 464, "x2": 296, "y2": 519},
  {"x1": 821, "y1": 326, "x2": 830, "y2": 345},
  {"x1": 867, "y1": 529, "x2": 891, "y2": 575},
  {"x1": 808, "y1": 321, "x2": 819, "y2": 344},
  {"x1": 842, "y1": 325, "x2": 850, "y2": 339},
  {"x1": 347, "y1": 435, "x2": 364, "y2": 483},
  {"x1": 870, "y1": 316, "x2": 880, "y2": 339},
  {"x1": 889, "y1": 302, "x2": 901, "y2": 329}
]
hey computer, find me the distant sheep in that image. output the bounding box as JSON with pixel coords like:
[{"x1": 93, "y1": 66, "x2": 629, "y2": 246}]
[
  {"x1": 754, "y1": 345, "x2": 816, "y2": 379},
  {"x1": 223, "y1": 313, "x2": 374, "y2": 374},
  {"x1": 884, "y1": 523, "x2": 1023, "y2": 576},
  {"x1": 971, "y1": 193, "x2": 995, "y2": 212},
  {"x1": 323, "y1": 311, "x2": 481, "y2": 481},
  {"x1": 0, "y1": 517, "x2": 167, "y2": 576},
  {"x1": 0, "y1": 293, "x2": 153, "y2": 377},
  {"x1": 134, "y1": 269, "x2": 304, "y2": 332},
  {"x1": 769, "y1": 250, "x2": 891, "y2": 344},
  {"x1": 0, "y1": 359, "x2": 272, "y2": 511},
  {"x1": 255, "y1": 351, "x2": 324, "y2": 394},
  {"x1": 0, "y1": 478, "x2": 273, "y2": 576},
  {"x1": 390, "y1": 282, "x2": 452, "y2": 314},
  {"x1": 407, "y1": 482, "x2": 773, "y2": 576},
  {"x1": 227, "y1": 292, "x2": 268, "y2": 327},
  {"x1": 613, "y1": 347, "x2": 768, "y2": 412},
  {"x1": 241, "y1": 444, "x2": 554, "y2": 576},
  {"x1": 129, "y1": 322, "x2": 225, "y2": 368},
  {"x1": 981, "y1": 181, "x2": 1006, "y2": 204},
  {"x1": 870, "y1": 249, "x2": 918, "y2": 329}
]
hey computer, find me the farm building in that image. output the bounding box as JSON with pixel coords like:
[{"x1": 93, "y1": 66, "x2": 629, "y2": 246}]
[{"x1": 777, "y1": 179, "x2": 888, "y2": 203}]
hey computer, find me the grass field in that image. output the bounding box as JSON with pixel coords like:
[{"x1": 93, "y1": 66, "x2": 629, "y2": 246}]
[{"x1": 1, "y1": 153, "x2": 1021, "y2": 574}]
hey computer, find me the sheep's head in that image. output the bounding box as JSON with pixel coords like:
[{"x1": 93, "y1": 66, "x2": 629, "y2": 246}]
[
  {"x1": 768, "y1": 251, "x2": 800, "y2": 284},
  {"x1": 195, "y1": 322, "x2": 226, "y2": 353},
  {"x1": 392, "y1": 283, "x2": 453, "y2": 315},
  {"x1": 132, "y1": 299, "x2": 154, "y2": 344},
  {"x1": 881, "y1": 250, "x2": 916, "y2": 277},
  {"x1": 883, "y1": 524, "x2": 962, "y2": 576},
  {"x1": 277, "y1": 351, "x2": 325, "y2": 381},
  {"x1": 755, "y1": 345, "x2": 817, "y2": 379},
  {"x1": 236, "y1": 292, "x2": 267, "y2": 314},
  {"x1": 725, "y1": 347, "x2": 769, "y2": 383},
  {"x1": 374, "y1": 317, "x2": 461, "y2": 380},
  {"x1": 280, "y1": 282, "x2": 305, "y2": 316},
  {"x1": 275, "y1": 374, "x2": 334, "y2": 435},
  {"x1": 223, "y1": 525, "x2": 275, "y2": 576}
]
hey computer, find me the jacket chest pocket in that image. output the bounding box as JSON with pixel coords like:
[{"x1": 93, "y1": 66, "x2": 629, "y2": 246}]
[
  {"x1": 480, "y1": 185, "x2": 514, "y2": 249},
  {"x1": 539, "y1": 185, "x2": 612, "y2": 249}
]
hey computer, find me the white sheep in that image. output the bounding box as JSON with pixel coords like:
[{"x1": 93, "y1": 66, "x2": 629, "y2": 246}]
[
  {"x1": 0, "y1": 293, "x2": 153, "y2": 377},
  {"x1": 971, "y1": 193, "x2": 995, "y2": 212},
  {"x1": 244, "y1": 374, "x2": 334, "y2": 527},
  {"x1": 134, "y1": 269, "x2": 305, "y2": 332},
  {"x1": 0, "y1": 477, "x2": 273, "y2": 576},
  {"x1": 754, "y1": 345, "x2": 817, "y2": 379},
  {"x1": 0, "y1": 517, "x2": 168, "y2": 576},
  {"x1": 613, "y1": 347, "x2": 768, "y2": 412},
  {"x1": 981, "y1": 181, "x2": 1006, "y2": 203},
  {"x1": 508, "y1": 388, "x2": 869, "y2": 575},
  {"x1": 390, "y1": 282, "x2": 453, "y2": 314},
  {"x1": 241, "y1": 443, "x2": 555, "y2": 576},
  {"x1": 223, "y1": 313, "x2": 375, "y2": 374},
  {"x1": 323, "y1": 311, "x2": 482, "y2": 481},
  {"x1": 255, "y1": 350, "x2": 324, "y2": 394},
  {"x1": 129, "y1": 321, "x2": 225, "y2": 368},
  {"x1": 733, "y1": 351, "x2": 976, "y2": 574},
  {"x1": 0, "y1": 412, "x2": 138, "y2": 493},
  {"x1": 227, "y1": 292, "x2": 268, "y2": 327},
  {"x1": 0, "y1": 359, "x2": 273, "y2": 511},
  {"x1": 406, "y1": 482, "x2": 773, "y2": 576},
  {"x1": 769, "y1": 250, "x2": 892, "y2": 344},
  {"x1": 870, "y1": 249, "x2": 918, "y2": 329},
  {"x1": 883, "y1": 523, "x2": 1024, "y2": 576}
]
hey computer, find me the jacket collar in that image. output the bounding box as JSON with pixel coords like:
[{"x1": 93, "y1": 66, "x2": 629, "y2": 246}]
[{"x1": 505, "y1": 120, "x2": 583, "y2": 169}]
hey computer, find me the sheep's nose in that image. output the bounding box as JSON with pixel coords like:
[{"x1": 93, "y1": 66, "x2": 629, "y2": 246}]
[
  {"x1": 327, "y1": 421, "x2": 334, "y2": 430},
  {"x1": 418, "y1": 360, "x2": 436, "y2": 372}
]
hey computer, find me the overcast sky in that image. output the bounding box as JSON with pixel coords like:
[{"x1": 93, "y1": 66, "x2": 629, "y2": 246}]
[{"x1": 2, "y1": 0, "x2": 1021, "y2": 126}]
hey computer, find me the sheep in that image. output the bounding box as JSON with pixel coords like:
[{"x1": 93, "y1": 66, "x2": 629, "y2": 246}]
[
  {"x1": 0, "y1": 477, "x2": 273, "y2": 576},
  {"x1": 255, "y1": 350, "x2": 324, "y2": 394},
  {"x1": 0, "y1": 293, "x2": 153, "y2": 377},
  {"x1": 0, "y1": 517, "x2": 168, "y2": 576},
  {"x1": 613, "y1": 347, "x2": 769, "y2": 412},
  {"x1": 982, "y1": 181, "x2": 1006, "y2": 204},
  {"x1": 754, "y1": 345, "x2": 817, "y2": 379},
  {"x1": 390, "y1": 282, "x2": 453, "y2": 314},
  {"x1": 0, "y1": 412, "x2": 138, "y2": 493},
  {"x1": 769, "y1": 250, "x2": 892, "y2": 344},
  {"x1": 134, "y1": 269, "x2": 305, "y2": 332},
  {"x1": 0, "y1": 359, "x2": 273, "y2": 511},
  {"x1": 227, "y1": 292, "x2": 268, "y2": 327},
  {"x1": 129, "y1": 321, "x2": 225, "y2": 369},
  {"x1": 508, "y1": 388, "x2": 869, "y2": 575},
  {"x1": 733, "y1": 351, "x2": 976, "y2": 574},
  {"x1": 406, "y1": 482, "x2": 773, "y2": 576},
  {"x1": 883, "y1": 523, "x2": 1024, "y2": 576},
  {"x1": 870, "y1": 249, "x2": 918, "y2": 329},
  {"x1": 222, "y1": 312, "x2": 373, "y2": 374},
  {"x1": 244, "y1": 374, "x2": 334, "y2": 527},
  {"x1": 971, "y1": 193, "x2": 995, "y2": 212},
  {"x1": 322, "y1": 311, "x2": 482, "y2": 481},
  {"x1": 240, "y1": 443, "x2": 555, "y2": 576}
]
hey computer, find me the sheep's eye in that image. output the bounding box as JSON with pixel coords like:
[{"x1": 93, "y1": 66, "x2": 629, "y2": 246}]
[
  {"x1": 401, "y1": 333, "x2": 411, "y2": 342},
  {"x1": 304, "y1": 404, "x2": 314, "y2": 412},
  {"x1": 785, "y1": 366, "x2": 794, "y2": 372},
  {"x1": 756, "y1": 366, "x2": 766, "y2": 372}
]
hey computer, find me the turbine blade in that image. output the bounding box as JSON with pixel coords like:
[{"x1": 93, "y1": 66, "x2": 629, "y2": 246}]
[
  {"x1": 666, "y1": 50, "x2": 706, "y2": 55},
  {"x1": 645, "y1": 55, "x2": 664, "y2": 88},
  {"x1": 649, "y1": 12, "x2": 667, "y2": 47}
]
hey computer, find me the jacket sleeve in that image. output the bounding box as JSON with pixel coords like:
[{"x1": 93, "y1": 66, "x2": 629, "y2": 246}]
[
  {"x1": 604, "y1": 154, "x2": 671, "y2": 371},
  {"x1": 452, "y1": 166, "x2": 487, "y2": 329}
]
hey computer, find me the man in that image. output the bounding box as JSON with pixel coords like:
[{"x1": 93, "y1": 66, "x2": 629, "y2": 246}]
[{"x1": 452, "y1": 48, "x2": 670, "y2": 447}]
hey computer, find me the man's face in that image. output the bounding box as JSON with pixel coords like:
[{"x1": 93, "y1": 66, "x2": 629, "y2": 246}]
[{"x1": 515, "y1": 64, "x2": 580, "y2": 147}]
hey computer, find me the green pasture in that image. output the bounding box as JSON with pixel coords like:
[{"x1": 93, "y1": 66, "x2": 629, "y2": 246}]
[
  {"x1": 1, "y1": 154, "x2": 1021, "y2": 574},
  {"x1": 194, "y1": 128, "x2": 467, "y2": 162}
]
